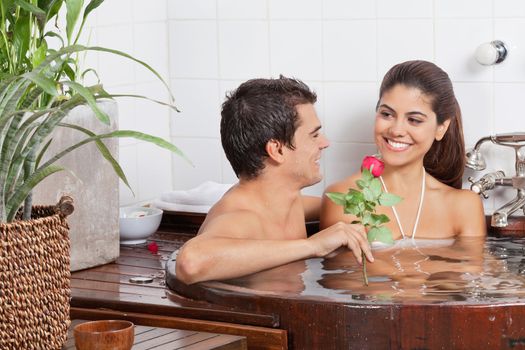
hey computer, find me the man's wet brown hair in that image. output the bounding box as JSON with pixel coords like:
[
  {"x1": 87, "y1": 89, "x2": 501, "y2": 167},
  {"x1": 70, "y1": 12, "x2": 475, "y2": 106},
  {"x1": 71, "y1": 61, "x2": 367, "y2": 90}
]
[{"x1": 221, "y1": 76, "x2": 317, "y2": 179}]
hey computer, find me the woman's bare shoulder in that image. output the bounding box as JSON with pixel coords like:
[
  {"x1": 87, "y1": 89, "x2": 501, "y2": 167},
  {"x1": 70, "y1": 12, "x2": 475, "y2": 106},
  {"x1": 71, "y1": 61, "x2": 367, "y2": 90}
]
[{"x1": 428, "y1": 178, "x2": 486, "y2": 236}]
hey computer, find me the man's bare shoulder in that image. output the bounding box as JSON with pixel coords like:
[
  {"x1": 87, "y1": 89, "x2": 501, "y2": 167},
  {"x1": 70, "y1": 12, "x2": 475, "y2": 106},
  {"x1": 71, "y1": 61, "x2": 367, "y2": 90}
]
[{"x1": 198, "y1": 188, "x2": 265, "y2": 239}]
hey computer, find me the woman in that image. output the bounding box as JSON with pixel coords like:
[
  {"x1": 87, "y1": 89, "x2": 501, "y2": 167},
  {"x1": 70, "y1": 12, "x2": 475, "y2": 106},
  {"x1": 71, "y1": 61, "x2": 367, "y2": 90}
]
[{"x1": 321, "y1": 60, "x2": 486, "y2": 242}]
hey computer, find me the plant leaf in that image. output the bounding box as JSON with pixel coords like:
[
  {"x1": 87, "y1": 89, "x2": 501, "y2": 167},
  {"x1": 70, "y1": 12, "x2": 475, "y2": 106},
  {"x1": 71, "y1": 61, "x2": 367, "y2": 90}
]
[
  {"x1": 38, "y1": 129, "x2": 192, "y2": 171},
  {"x1": 43, "y1": 31, "x2": 65, "y2": 47},
  {"x1": 5, "y1": 164, "x2": 64, "y2": 221},
  {"x1": 369, "y1": 177, "x2": 382, "y2": 198},
  {"x1": 362, "y1": 187, "x2": 375, "y2": 202},
  {"x1": 370, "y1": 213, "x2": 390, "y2": 225},
  {"x1": 344, "y1": 203, "x2": 360, "y2": 216},
  {"x1": 12, "y1": 13, "x2": 30, "y2": 66},
  {"x1": 62, "y1": 80, "x2": 110, "y2": 124},
  {"x1": 356, "y1": 179, "x2": 366, "y2": 190},
  {"x1": 361, "y1": 212, "x2": 371, "y2": 226},
  {"x1": 361, "y1": 168, "x2": 373, "y2": 182},
  {"x1": 83, "y1": 0, "x2": 104, "y2": 19},
  {"x1": 378, "y1": 192, "x2": 403, "y2": 206},
  {"x1": 14, "y1": 0, "x2": 46, "y2": 16},
  {"x1": 326, "y1": 192, "x2": 346, "y2": 206},
  {"x1": 31, "y1": 40, "x2": 48, "y2": 68},
  {"x1": 367, "y1": 226, "x2": 394, "y2": 245},
  {"x1": 65, "y1": 0, "x2": 83, "y2": 43},
  {"x1": 45, "y1": 0, "x2": 64, "y2": 23},
  {"x1": 58, "y1": 122, "x2": 133, "y2": 193},
  {"x1": 23, "y1": 70, "x2": 58, "y2": 96}
]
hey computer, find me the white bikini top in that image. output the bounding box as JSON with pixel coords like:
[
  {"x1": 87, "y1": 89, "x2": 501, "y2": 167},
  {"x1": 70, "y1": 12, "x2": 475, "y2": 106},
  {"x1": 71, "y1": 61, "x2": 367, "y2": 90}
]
[{"x1": 379, "y1": 168, "x2": 426, "y2": 241}]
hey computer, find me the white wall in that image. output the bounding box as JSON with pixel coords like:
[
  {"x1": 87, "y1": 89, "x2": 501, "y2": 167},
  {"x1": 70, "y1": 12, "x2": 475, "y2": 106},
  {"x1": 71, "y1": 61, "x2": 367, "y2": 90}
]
[{"x1": 89, "y1": 0, "x2": 525, "y2": 214}]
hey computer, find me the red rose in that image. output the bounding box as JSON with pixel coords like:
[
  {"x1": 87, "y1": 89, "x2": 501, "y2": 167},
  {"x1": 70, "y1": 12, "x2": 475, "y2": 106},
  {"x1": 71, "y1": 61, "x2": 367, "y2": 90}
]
[
  {"x1": 361, "y1": 156, "x2": 384, "y2": 177},
  {"x1": 147, "y1": 241, "x2": 159, "y2": 254}
]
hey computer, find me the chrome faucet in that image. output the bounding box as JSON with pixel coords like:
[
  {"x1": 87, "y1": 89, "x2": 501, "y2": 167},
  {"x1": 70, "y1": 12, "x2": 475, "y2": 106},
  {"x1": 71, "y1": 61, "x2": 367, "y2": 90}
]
[{"x1": 466, "y1": 132, "x2": 525, "y2": 227}]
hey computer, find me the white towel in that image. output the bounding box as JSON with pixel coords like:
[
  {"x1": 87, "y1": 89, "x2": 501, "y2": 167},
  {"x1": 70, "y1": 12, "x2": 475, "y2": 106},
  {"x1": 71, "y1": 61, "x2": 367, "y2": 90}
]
[{"x1": 152, "y1": 181, "x2": 234, "y2": 213}]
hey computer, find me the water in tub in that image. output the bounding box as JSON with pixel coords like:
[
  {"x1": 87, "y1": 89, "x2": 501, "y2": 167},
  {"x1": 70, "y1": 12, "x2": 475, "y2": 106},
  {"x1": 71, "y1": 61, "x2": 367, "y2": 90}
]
[{"x1": 225, "y1": 236, "x2": 525, "y2": 303}]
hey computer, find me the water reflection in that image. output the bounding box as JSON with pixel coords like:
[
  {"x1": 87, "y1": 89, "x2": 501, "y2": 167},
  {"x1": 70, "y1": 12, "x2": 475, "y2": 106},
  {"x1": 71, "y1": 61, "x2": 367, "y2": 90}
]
[
  {"x1": 224, "y1": 236, "x2": 525, "y2": 303},
  {"x1": 226, "y1": 260, "x2": 307, "y2": 294}
]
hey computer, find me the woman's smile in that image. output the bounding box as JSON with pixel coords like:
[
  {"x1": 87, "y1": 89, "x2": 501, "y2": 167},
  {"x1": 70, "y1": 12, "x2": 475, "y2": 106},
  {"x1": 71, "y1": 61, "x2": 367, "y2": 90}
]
[{"x1": 384, "y1": 138, "x2": 412, "y2": 151}]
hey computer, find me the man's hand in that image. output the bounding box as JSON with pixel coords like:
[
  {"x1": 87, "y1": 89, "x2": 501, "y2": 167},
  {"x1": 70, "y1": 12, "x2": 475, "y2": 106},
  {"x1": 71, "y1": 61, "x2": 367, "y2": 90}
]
[{"x1": 307, "y1": 222, "x2": 374, "y2": 264}]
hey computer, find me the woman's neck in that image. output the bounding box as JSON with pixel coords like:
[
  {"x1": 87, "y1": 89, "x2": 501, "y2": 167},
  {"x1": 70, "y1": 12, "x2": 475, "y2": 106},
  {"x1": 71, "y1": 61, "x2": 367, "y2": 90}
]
[{"x1": 381, "y1": 163, "x2": 425, "y2": 193}]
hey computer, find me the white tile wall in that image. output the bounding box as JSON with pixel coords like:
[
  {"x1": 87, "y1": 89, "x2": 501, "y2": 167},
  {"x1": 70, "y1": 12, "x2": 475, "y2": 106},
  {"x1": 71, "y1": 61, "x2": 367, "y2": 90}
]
[
  {"x1": 435, "y1": 19, "x2": 493, "y2": 82},
  {"x1": 324, "y1": 82, "x2": 377, "y2": 143},
  {"x1": 133, "y1": 21, "x2": 169, "y2": 82},
  {"x1": 454, "y1": 82, "x2": 493, "y2": 147},
  {"x1": 495, "y1": 19, "x2": 525, "y2": 82},
  {"x1": 435, "y1": 0, "x2": 492, "y2": 18},
  {"x1": 323, "y1": 20, "x2": 377, "y2": 81},
  {"x1": 168, "y1": 0, "x2": 217, "y2": 19},
  {"x1": 377, "y1": 19, "x2": 434, "y2": 77},
  {"x1": 495, "y1": 0, "x2": 525, "y2": 17},
  {"x1": 97, "y1": 0, "x2": 132, "y2": 26},
  {"x1": 377, "y1": 0, "x2": 433, "y2": 18},
  {"x1": 85, "y1": 1, "x2": 525, "y2": 221},
  {"x1": 269, "y1": 21, "x2": 323, "y2": 80},
  {"x1": 323, "y1": 0, "x2": 375, "y2": 19},
  {"x1": 96, "y1": 24, "x2": 135, "y2": 86},
  {"x1": 171, "y1": 79, "x2": 221, "y2": 138},
  {"x1": 218, "y1": 21, "x2": 270, "y2": 79},
  {"x1": 268, "y1": 0, "x2": 322, "y2": 20},
  {"x1": 218, "y1": 0, "x2": 267, "y2": 19},
  {"x1": 169, "y1": 21, "x2": 218, "y2": 78},
  {"x1": 171, "y1": 138, "x2": 223, "y2": 190}
]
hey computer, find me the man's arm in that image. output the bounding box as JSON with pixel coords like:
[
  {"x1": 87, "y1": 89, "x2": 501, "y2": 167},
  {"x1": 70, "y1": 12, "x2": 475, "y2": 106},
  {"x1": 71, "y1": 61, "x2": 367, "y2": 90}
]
[{"x1": 175, "y1": 212, "x2": 373, "y2": 285}]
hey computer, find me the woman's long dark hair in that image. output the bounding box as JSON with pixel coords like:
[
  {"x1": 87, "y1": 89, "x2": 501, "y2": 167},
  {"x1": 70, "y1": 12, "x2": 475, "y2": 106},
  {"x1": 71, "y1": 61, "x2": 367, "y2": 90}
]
[{"x1": 379, "y1": 60, "x2": 465, "y2": 189}]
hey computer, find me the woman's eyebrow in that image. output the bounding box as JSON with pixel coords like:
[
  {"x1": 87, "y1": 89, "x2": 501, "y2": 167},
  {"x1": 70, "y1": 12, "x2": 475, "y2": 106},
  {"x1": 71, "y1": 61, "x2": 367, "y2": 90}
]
[
  {"x1": 378, "y1": 104, "x2": 428, "y2": 118},
  {"x1": 406, "y1": 111, "x2": 428, "y2": 118},
  {"x1": 378, "y1": 103, "x2": 394, "y2": 112}
]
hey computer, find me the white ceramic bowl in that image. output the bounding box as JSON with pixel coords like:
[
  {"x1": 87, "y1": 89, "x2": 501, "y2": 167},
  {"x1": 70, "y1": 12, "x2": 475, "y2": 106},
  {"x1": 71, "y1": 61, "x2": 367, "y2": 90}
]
[{"x1": 119, "y1": 206, "x2": 163, "y2": 245}]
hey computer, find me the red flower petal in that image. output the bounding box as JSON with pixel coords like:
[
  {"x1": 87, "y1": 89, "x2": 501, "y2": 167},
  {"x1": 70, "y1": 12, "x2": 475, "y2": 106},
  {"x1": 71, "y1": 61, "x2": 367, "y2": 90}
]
[
  {"x1": 361, "y1": 156, "x2": 384, "y2": 177},
  {"x1": 147, "y1": 242, "x2": 159, "y2": 254}
]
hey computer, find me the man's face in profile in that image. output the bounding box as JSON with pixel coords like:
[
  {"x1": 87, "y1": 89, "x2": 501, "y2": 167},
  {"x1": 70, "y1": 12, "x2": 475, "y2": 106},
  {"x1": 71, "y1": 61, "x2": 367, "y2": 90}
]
[{"x1": 286, "y1": 103, "x2": 329, "y2": 187}]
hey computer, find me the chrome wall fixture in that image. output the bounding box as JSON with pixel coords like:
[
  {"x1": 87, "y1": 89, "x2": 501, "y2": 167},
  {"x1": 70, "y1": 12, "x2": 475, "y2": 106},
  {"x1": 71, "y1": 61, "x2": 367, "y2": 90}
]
[
  {"x1": 474, "y1": 40, "x2": 508, "y2": 65},
  {"x1": 466, "y1": 133, "x2": 525, "y2": 227}
]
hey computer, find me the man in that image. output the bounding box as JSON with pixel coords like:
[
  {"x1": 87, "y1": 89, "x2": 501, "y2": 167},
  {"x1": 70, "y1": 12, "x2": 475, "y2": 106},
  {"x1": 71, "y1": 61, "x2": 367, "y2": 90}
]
[{"x1": 176, "y1": 76, "x2": 373, "y2": 284}]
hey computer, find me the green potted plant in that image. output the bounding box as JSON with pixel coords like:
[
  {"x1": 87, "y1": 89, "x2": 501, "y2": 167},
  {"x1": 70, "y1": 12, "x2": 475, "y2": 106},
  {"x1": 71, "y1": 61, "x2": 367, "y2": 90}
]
[{"x1": 0, "y1": 1, "x2": 183, "y2": 348}]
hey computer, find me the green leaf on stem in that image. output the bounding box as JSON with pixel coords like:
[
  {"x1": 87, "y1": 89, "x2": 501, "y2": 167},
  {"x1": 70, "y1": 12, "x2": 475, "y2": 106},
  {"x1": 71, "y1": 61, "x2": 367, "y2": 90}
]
[
  {"x1": 364, "y1": 201, "x2": 376, "y2": 212},
  {"x1": 361, "y1": 168, "x2": 373, "y2": 182},
  {"x1": 326, "y1": 192, "x2": 346, "y2": 206},
  {"x1": 65, "y1": 0, "x2": 83, "y2": 43},
  {"x1": 361, "y1": 212, "x2": 371, "y2": 226},
  {"x1": 369, "y1": 178, "x2": 382, "y2": 197},
  {"x1": 378, "y1": 192, "x2": 403, "y2": 206},
  {"x1": 367, "y1": 226, "x2": 394, "y2": 245},
  {"x1": 370, "y1": 213, "x2": 390, "y2": 225},
  {"x1": 344, "y1": 203, "x2": 360, "y2": 216},
  {"x1": 362, "y1": 187, "x2": 375, "y2": 202}
]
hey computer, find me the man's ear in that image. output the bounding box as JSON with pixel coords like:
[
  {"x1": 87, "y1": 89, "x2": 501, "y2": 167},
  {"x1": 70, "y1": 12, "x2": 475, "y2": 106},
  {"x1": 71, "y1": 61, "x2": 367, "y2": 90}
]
[
  {"x1": 435, "y1": 119, "x2": 451, "y2": 141},
  {"x1": 266, "y1": 139, "x2": 285, "y2": 163}
]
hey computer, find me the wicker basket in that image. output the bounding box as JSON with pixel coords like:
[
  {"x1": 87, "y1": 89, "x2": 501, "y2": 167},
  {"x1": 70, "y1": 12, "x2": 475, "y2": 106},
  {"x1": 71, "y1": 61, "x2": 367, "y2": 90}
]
[{"x1": 0, "y1": 197, "x2": 73, "y2": 349}]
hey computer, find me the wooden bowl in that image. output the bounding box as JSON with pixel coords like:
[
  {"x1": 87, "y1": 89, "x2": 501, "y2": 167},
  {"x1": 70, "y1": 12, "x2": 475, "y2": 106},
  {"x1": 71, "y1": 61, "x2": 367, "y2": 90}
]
[{"x1": 74, "y1": 320, "x2": 134, "y2": 350}]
